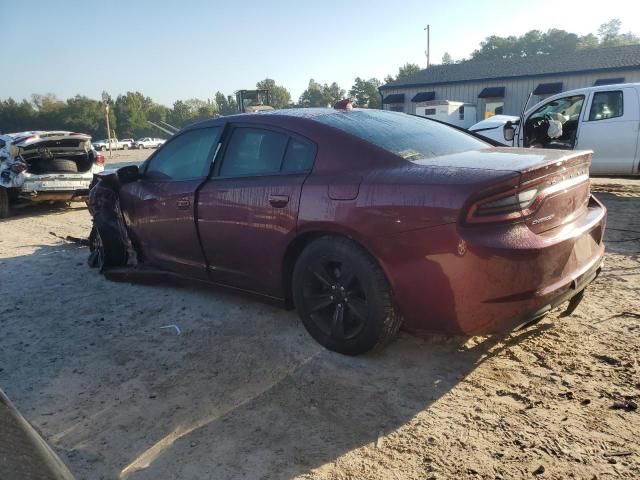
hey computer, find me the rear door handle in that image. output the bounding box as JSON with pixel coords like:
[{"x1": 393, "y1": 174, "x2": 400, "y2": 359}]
[
  {"x1": 176, "y1": 198, "x2": 191, "y2": 209},
  {"x1": 268, "y1": 194, "x2": 289, "y2": 208}
]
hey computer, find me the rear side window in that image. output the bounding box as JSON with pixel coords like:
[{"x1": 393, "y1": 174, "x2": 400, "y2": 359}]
[
  {"x1": 282, "y1": 138, "x2": 315, "y2": 172},
  {"x1": 315, "y1": 110, "x2": 487, "y2": 162},
  {"x1": 146, "y1": 127, "x2": 220, "y2": 181},
  {"x1": 220, "y1": 128, "x2": 289, "y2": 176},
  {"x1": 589, "y1": 91, "x2": 624, "y2": 121}
]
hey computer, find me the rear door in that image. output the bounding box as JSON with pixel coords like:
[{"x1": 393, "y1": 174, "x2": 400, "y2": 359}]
[
  {"x1": 197, "y1": 125, "x2": 316, "y2": 297},
  {"x1": 576, "y1": 87, "x2": 640, "y2": 175},
  {"x1": 119, "y1": 126, "x2": 222, "y2": 279}
]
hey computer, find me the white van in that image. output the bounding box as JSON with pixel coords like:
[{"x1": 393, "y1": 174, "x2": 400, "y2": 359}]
[{"x1": 469, "y1": 83, "x2": 640, "y2": 175}]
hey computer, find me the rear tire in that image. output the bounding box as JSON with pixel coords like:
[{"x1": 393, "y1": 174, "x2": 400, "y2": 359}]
[
  {"x1": 0, "y1": 188, "x2": 10, "y2": 218},
  {"x1": 292, "y1": 236, "x2": 402, "y2": 355}
]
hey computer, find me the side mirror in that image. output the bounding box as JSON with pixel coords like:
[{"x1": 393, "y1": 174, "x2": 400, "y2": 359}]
[
  {"x1": 503, "y1": 121, "x2": 516, "y2": 143},
  {"x1": 117, "y1": 164, "x2": 139, "y2": 184}
]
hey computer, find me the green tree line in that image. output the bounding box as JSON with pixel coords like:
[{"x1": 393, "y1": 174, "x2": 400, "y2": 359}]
[{"x1": 0, "y1": 75, "x2": 387, "y2": 139}]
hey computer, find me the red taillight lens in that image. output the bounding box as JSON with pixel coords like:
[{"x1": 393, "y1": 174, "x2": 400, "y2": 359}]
[
  {"x1": 95, "y1": 152, "x2": 105, "y2": 165},
  {"x1": 466, "y1": 187, "x2": 540, "y2": 224}
]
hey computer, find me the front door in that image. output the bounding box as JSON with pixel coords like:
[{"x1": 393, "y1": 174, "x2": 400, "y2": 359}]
[
  {"x1": 120, "y1": 126, "x2": 222, "y2": 279},
  {"x1": 577, "y1": 88, "x2": 640, "y2": 175},
  {"x1": 197, "y1": 125, "x2": 316, "y2": 297}
]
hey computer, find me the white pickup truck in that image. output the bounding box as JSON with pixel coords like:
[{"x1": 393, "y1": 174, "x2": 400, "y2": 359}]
[{"x1": 469, "y1": 82, "x2": 640, "y2": 175}]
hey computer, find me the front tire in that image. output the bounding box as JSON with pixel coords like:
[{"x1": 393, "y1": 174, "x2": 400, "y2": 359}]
[{"x1": 292, "y1": 236, "x2": 402, "y2": 355}]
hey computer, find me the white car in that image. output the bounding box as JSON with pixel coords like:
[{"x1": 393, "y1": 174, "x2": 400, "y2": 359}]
[
  {"x1": 134, "y1": 137, "x2": 165, "y2": 149},
  {"x1": 469, "y1": 82, "x2": 640, "y2": 175},
  {"x1": 0, "y1": 131, "x2": 105, "y2": 217},
  {"x1": 468, "y1": 115, "x2": 520, "y2": 144}
]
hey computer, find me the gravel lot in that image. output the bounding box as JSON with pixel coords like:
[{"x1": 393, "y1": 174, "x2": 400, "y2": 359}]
[{"x1": 0, "y1": 175, "x2": 638, "y2": 480}]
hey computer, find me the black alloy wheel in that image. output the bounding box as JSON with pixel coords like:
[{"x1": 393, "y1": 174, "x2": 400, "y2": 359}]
[{"x1": 293, "y1": 236, "x2": 402, "y2": 355}]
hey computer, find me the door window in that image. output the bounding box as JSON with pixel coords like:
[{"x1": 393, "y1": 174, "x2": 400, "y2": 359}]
[
  {"x1": 219, "y1": 128, "x2": 289, "y2": 177},
  {"x1": 524, "y1": 95, "x2": 585, "y2": 148},
  {"x1": 282, "y1": 138, "x2": 316, "y2": 172},
  {"x1": 588, "y1": 91, "x2": 623, "y2": 121},
  {"x1": 145, "y1": 127, "x2": 221, "y2": 181}
]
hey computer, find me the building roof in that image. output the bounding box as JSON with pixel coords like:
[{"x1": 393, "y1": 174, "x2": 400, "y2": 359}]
[{"x1": 380, "y1": 44, "x2": 640, "y2": 90}]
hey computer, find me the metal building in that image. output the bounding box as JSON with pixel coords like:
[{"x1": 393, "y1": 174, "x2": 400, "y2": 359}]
[{"x1": 379, "y1": 44, "x2": 640, "y2": 123}]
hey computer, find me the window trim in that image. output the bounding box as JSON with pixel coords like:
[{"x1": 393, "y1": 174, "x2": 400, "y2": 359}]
[
  {"x1": 141, "y1": 126, "x2": 222, "y2": 182},
  {"x1": 212, "y1": 123, "x2": 318, "y2": 180},
  {"x1": 586, "y1": 90, "x2": 624, "y2": 122}
]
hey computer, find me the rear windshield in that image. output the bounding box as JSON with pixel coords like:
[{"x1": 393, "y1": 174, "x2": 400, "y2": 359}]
[{"x1": 315, "y1": 110, "x2": 488, "y2": 161}]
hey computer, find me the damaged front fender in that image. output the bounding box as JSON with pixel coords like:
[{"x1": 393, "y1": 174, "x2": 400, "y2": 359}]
[{"x1": 88, "y1": 172, "x2": 138, "y2": 270}]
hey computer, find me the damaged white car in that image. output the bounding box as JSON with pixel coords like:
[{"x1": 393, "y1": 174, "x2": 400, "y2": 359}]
[{"x1": 0, "y1": 131, "x2": 105, "y2": 218}]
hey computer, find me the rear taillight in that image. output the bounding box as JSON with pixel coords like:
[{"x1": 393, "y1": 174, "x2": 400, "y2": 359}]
[
  {"x1": 466, "y1": 186, "x2": 539, "y2": 224},
  {"x1": 465, "y1": 173, "x2": 589, "y2": 224},
  {"x1": 95, "y1": 152, "x2": 105, "y2": 165}
]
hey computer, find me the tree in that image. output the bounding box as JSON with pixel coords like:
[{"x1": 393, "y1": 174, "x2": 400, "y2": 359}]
[
  {"x1": 598, "y1": 18, "x2": 640, "y2": 46},
  {"x1": 323, "y1": 82, "x2": 345, "y2": 107},
  {"x1": 114, "y1": 92, "x2": 153, "y2": 137},
  {"x1": 578, "y1": 33, "x2": 599, "y2": 49},
  {"x1": 256, "y1": 78, "x2": 292, "y2": 109},
  {"x1": 299, "y1": 79, "x2": 326, "y2": 107},
  {"x1": 441, "y1": 52, "x2": 453, "y2": 64},
  {"x1": 298, "y1": 79, "x2": 345, "y2": 108},
  {"x1": 0, "y1": 98, "x2": 36, "y2": 133},
  {"x1": 214, "y1": 91, "x2": 237, "y2": 115},
  {"x1": 167, "y1": 100, "x2": 194, "y2": 128},
  {"x1": 469, "y1": 19, "x2": 639, "y2": 61},
  {"x1": 383, "y1": 63, "x2": 422, "y2": 84},
  {"x1": 349, "y1": 77, "x2": 381, "y2": 108},
  {"x1": 64, "y1": 95, "x2": 107, "y2": 138},
  {"x1": 397, "y1": 63, "x2": 421, "y2": 79}
]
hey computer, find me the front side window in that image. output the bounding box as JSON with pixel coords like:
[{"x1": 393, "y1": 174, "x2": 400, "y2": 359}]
[
  {"x1": 220, "y1": 128, "x2": 289, "y2": 177},
  {"x1": 524, "y1": 95, "x2": 585, "y2": 148},
  {"x1": 588, "y1": 91, "x2": 624, "y2": 121},
  {"x1": 145, "y1": 127, "x2": 221, "y2": 181},
  {"x1": 529, "y1": 95, "x2": 585, "y2": 122}
]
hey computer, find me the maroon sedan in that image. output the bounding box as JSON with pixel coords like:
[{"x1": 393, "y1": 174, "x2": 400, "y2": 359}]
[{"x1": 89, "y1": 109, "x2": 606, "y2": 355}]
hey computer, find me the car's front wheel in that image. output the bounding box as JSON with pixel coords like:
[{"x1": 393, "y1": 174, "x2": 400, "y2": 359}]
[{"x1": 292, "y1": 236, "x2": 402, "y2": 355}]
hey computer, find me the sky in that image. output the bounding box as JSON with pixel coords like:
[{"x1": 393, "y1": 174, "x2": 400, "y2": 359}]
[{"x1": 1, "y1": 0, "x2": 639, "y2": 106}]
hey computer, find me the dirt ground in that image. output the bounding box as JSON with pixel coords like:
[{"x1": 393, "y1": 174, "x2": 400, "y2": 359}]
[{"x1": 0, "y1": 177, "x2": 638, "y2": 480}]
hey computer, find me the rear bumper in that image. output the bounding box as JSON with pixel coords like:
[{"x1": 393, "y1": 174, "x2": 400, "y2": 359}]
[
  {"x1": 17, "y1": 174, "x2": 95, "y2": 202},
  {"x1": 369, "y1": 195, "x2": 607, "y2": 335}
]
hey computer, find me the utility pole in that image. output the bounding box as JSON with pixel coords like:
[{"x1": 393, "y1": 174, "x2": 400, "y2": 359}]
[
  {"x1": 105, "y1": 104, "x2": 112, "y2": 158},
  {"x1": 424, "y1": 25, "x2": 430, "y2": 69}
]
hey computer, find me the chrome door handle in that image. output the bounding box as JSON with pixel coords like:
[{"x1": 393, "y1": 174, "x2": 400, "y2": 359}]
[
  {"x1": 176, "y1": 198, "x2": 191, "y2": 209},
  {"x1": 268, "y1": 194, "x2": 289, "y2": 208}
]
